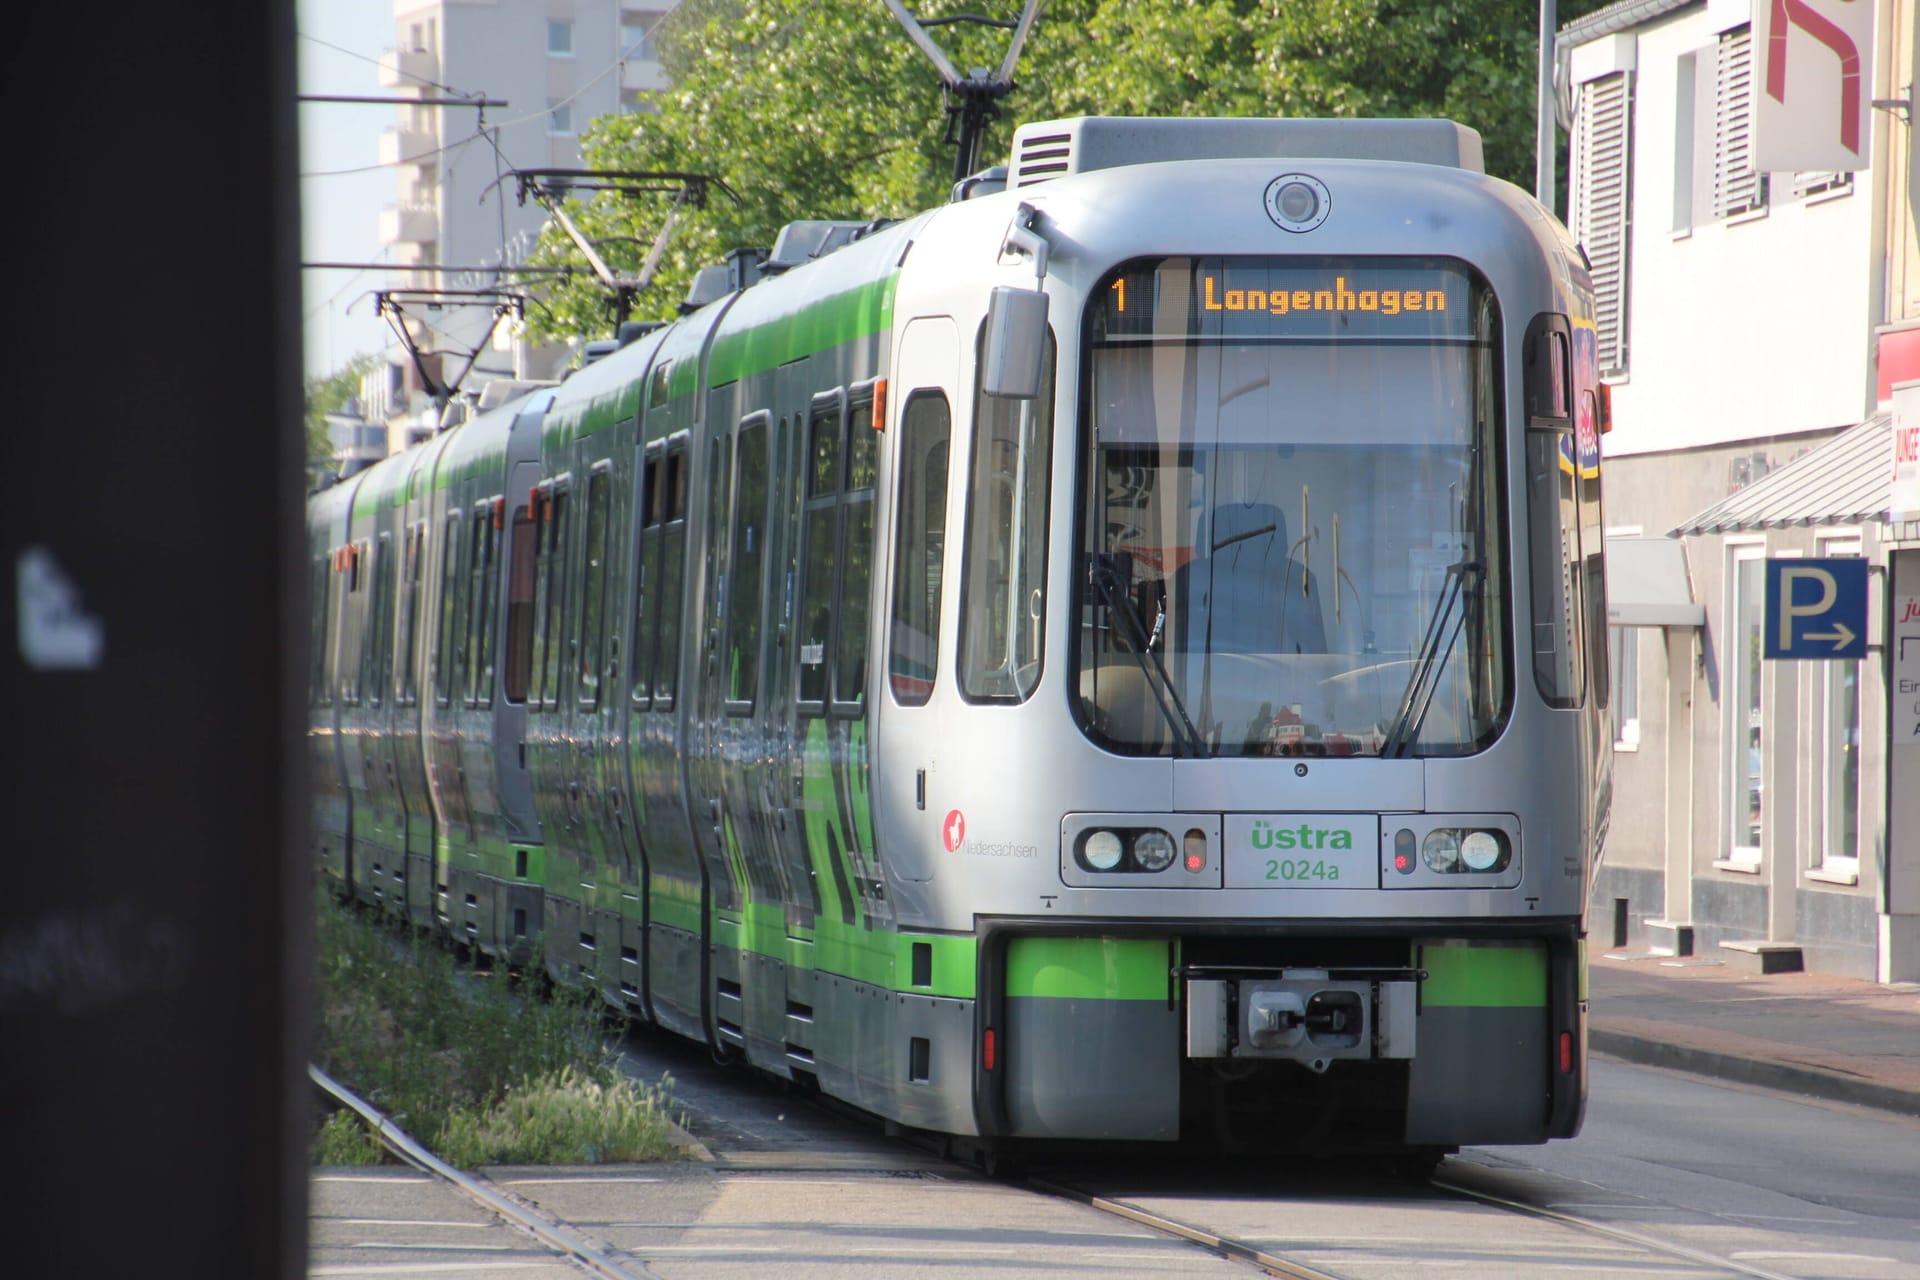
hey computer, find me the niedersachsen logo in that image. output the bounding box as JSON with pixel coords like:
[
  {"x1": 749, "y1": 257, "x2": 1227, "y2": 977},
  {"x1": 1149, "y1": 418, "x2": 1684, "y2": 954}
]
[{"x1": 1202, "y1": 274, "x2": 1447, "y2": 318}]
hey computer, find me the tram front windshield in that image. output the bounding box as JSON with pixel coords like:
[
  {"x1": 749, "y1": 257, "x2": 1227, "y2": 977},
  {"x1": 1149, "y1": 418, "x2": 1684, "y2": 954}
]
[{"x1": 1076, "y1": 256, "x2": 1508, "y2": 759}]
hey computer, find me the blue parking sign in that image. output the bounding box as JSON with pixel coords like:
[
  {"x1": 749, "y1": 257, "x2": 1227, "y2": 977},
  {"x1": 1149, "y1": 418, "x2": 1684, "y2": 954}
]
[{"x1": 1764, "y1": 558, "x2": 1868, "y2": 659}]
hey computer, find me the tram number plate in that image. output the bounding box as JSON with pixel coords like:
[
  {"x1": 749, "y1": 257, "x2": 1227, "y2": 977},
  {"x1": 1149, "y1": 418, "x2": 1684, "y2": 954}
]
[{"x1": 1223, "y1": 814, "x2": 1380, "y2": 889}]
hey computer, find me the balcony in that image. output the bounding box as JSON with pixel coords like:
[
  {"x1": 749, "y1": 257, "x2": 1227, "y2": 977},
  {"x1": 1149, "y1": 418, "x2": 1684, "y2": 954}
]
[
  {"x1": 377, "y1": 47, "x2": 437, "y2": 90},
  {"x1": 379, "y1": 202, "x2": 438, "y2": 248},
  {"x1": 378, "y1": 125, "x2": 436, "y2": 168},
  {"x1": 622, "y1": 58, "x2": 669, "y2": 93}
]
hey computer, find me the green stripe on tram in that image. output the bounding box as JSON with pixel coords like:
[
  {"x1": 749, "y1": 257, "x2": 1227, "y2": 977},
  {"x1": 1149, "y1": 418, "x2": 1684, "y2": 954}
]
[
  {"x1": 1006, "y1": 937, "x2": 1172, "y2": 1001},
  {"x1": 705, "y1": 274, "x2": 897, "y2": 387},
  {"x1": 1419, "y1": 941, "x2": 1547, "y2": 1008}
]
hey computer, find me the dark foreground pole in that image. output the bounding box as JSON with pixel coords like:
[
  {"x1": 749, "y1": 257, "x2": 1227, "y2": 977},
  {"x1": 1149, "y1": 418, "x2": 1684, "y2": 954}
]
[{"x1": 1, "y1": 3, "x2": 309, "y2": 1276}]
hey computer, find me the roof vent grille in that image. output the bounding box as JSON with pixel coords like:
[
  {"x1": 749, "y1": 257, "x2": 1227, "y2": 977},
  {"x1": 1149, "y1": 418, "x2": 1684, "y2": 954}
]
[{"x1": 1012, "y1": 130, "x2": 1075, "y2": 188}]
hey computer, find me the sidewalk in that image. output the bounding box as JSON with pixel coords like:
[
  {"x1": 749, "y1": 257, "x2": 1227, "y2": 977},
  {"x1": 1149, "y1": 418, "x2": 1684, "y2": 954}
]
[{"x1": 1587, "y1": 949, "x2": 1920, "y2": 1118}]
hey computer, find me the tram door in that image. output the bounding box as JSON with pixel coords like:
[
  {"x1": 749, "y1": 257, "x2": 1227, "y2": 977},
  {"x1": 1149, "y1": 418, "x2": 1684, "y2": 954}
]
[{"x1": 875, "y1": 317, "x2": 959, "y2": 884}]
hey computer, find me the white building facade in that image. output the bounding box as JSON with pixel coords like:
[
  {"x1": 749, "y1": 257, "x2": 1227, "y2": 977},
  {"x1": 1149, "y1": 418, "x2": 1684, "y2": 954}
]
[
  {"x1": 1564, "y1": 0, "x2": 1920, "y2": 981},
  {"x1": 370, "y1": 0, "x2": 682, "y2": 439}
]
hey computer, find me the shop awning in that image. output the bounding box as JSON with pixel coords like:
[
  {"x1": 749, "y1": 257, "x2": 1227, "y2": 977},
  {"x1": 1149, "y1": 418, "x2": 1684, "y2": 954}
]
[
  {"x1": 1606, "y1": 535, "x2": 1704, "y2": 627},
  {"x1": 1672, "y1": 416, "x2": 1890, "y2": 536}
]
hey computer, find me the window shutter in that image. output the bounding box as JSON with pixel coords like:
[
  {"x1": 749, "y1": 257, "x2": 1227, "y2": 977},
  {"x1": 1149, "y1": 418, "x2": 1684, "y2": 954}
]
[
  {"x1": 1712, "y1": 25, "x2": 1767, "y2": 219},
  {"x1": 1573, "y1": 71, "x2": 1632, "y2": 377}
]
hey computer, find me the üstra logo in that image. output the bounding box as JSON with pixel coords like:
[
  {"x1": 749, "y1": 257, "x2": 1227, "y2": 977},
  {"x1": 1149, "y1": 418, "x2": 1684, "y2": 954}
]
[{"x1": 1250, "y1": 819, "x2": 1355, "y2": 851}]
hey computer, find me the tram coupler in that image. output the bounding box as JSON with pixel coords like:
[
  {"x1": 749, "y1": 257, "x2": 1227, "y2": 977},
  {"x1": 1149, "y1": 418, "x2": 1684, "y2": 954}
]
[{"x1": 1186, "y1": 969, "x2": 1418, "y2": 1070}]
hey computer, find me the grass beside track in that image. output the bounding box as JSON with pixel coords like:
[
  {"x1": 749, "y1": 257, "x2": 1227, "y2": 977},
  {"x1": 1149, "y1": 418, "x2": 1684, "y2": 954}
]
[{"x1": 311, "y1": 893, "x2": 685, "y2": 1167}]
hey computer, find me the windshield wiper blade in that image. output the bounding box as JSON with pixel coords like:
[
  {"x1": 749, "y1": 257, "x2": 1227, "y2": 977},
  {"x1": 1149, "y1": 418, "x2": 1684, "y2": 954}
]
[
  {"x1": 1087, "y1": 552, "x2": 1206, "y2": 757},
  {"x1": 1381, "y1": 558, "x2": 1482, "y2": 758}
]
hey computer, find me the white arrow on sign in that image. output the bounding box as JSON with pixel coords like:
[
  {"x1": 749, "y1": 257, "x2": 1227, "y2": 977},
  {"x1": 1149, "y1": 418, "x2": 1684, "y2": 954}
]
[{"x1": 1803, "y1": 622, "x2": 1856, "y2": 650}]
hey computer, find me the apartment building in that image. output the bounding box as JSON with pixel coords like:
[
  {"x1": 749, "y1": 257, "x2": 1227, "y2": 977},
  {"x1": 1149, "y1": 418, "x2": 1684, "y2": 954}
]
[
  {"x1": 1564, "y1": 0, "x2": 1920, "y2": 980},
  {"x1": 369, "y1": 0, "x2": 682, "y2": 439}
]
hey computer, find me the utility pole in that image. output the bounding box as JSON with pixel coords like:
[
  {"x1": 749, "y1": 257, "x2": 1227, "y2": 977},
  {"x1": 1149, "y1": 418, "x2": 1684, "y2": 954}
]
[{"x1": 1537, "y1": 0, "x2": 1558, "y2": 211}]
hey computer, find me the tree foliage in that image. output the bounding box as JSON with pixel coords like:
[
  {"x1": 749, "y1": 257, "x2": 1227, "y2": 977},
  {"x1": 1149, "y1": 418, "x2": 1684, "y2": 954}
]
[
  {"x1": 304, "y1": 353, "x2": 380, "y2": 460},
  {"x1": 524, "y1": 0, "x2": 1609, "y2": 341}
]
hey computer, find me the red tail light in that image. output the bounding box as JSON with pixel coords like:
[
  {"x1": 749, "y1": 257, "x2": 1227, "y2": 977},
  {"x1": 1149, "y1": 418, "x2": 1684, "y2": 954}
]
[{"x1": 982, "y1": 1027, "x2": 997, "y2": 1072}]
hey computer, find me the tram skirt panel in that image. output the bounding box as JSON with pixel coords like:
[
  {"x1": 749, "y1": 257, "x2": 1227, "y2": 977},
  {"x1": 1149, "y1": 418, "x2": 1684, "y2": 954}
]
[
  {"x1": 1003, "y1": 938, "x2": 1180, "y2": 1140},
  {"x1": 1405, "y1": 939, "x2": 1550, "y2": 1146}
]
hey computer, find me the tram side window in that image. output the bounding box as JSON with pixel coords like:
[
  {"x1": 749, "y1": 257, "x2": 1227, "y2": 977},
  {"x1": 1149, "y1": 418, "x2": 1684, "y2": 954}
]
[
  {"x1": 341, "y1": 542, "x2": 367, "y2": 706},
  {"x1": 632, "y1": 453, "x2": 662, "y2": 706},
  {"x1": 960, "y1": 331, "x2": 1055, "y2": 702},
  {"x1": 449, "y1": 515, "x2": 473, "y2": 707},
  {"x1": 464, "y1": 507, "x2": 490, "y2": 706},
  {"x1": 798, "y1": 396, "x2": 843, "y2": 712},
  {"x1": 726, "y1": 417, "x2": 769, "y2": 709},
  {"x1": 398, "y1": 523, "x2": 423, "y2": 705},
  {"x1": 1577, "y1": 394, "x2": 1609, "y2": 714},
  {"x1": 434, "y1": 518, "x2": 461, "y2": 706},
  {"x1": 703, "y1": 434, "x2": 729, "y2": 691},
  {"x1": 1524, "y1": 317, "x2": 1585, "y2": 708},
  {"x1": 504, "y1": 503, "x2": 538, "y2": 703},
  {"x1": 310, "y1": 555, "x2": 330, "y2": 707},
  {"x1": 655, "y1": 446, "x2": 688, "y2": 705},
  {"x1": 889, "y1": 391, "x2": 951, "y2": 706},
  {"x1": 476, "y1": 503, "x2": 500, "y2": 708},
  {"x1": 368, "y1": 533, "x2": 394, "y2": 707},
  {"x1": 835, "y1": 387, "x2": 878, "y2": 711},
  {"x1": 579, "y1": 466, "x2": 612, "y2": 709},
  {"x1": 539, "y1": 488, "x2": 573, "y2": 709},
  {"x1": 356, "y1": 545, "x2": 375, "y2": 705}
]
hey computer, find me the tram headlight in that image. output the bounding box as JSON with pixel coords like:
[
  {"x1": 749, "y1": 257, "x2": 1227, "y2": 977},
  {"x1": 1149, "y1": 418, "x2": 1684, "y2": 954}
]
[
  {"x1": 1420, "y1": 828, "x2": 1511, "y2": 874},
  {"x1": 1421, "y1": 829, "x2": 1463, "y2": 873},
  {"x1": 1082, "y1": 829, "x2": 1124, "y2": 872},
  {"x1": 1133, "y1": 830, "x2": 1176, "y2": 873},
  {"x1": 1460, "y1": 830, "x2": 1506, "y2": 871}
]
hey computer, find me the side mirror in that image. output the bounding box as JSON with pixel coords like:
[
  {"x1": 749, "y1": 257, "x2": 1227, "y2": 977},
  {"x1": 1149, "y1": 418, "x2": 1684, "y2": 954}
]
[{"x1": 981, "y1": 286, "x2": 1049, "y2": 400}]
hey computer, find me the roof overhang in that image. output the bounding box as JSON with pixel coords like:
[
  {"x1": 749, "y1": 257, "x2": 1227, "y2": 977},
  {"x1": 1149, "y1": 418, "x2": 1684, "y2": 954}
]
[
  {"x1": 1606, "y1": 535, "x2": 1705, "y2": 627},
  {"x1": 1672, "y1": 416, "x2": 1890, "y2": 537}
]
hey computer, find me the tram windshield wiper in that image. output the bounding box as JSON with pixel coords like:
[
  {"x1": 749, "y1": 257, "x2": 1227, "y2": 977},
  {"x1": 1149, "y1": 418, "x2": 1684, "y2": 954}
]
[
  {"x1": 1087, "y1": 552, "x2": 1206, "y2": 757},
  {"x1": 1380, "y1": 558, "x2": 1483, "y2": 758}
]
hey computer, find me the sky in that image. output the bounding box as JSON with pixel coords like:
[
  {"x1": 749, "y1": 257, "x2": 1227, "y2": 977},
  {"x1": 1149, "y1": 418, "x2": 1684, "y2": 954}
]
[{"x1": 297, "y1": 0, "x2": 403, "y2": 380}]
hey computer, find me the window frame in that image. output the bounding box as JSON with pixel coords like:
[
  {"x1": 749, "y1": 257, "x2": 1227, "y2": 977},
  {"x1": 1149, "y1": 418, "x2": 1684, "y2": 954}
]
[
  {"x1": 723, "y1": 413, "x2": 773, "y2": 716},
  {"x1": 1722, "y1": 537, "x2": 1767, "y2": 867},
  {"x1": 832, "y1": 382, "x2": 881, "y2": 718},
  {"x1": 958, "y1": 326, "x2": 1056, "y2": 704},
  {"x1": 1813, "y1": 533, "x2": 1864, "y2": 881},
  {"x1": 577, "y1": 461, "x2": 614, "y2": 711},
  {"x1": 888, "y1": 389, "x2": 953, "y2": 707},
  {"x1": 797, "y1": 389, "x2": 847, "y2": 718}
]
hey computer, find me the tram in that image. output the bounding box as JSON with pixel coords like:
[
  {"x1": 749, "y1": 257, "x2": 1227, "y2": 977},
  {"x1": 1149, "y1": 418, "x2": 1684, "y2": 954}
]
[{"x1": 310, "y1": 115, "x2": 1612, "y2": 1159}]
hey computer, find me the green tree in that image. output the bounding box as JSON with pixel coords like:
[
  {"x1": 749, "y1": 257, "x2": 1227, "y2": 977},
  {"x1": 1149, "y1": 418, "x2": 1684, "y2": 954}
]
[
  {"x1": 524, "y1": 0, "x2": 1608, "y2": 340},
  {"x1": 304, "y1": 354, "x2": 380, "y2": 461}
]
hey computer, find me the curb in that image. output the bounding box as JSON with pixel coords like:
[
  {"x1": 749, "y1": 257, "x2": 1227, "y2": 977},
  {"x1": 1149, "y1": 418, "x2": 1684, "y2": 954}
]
[
  {"x1": 664, "y1": 1116, "x2": 715, "y2": 1162},
  {"x1": 1590, "y1": 1027, "x2": 1920, "y2": 1119}
]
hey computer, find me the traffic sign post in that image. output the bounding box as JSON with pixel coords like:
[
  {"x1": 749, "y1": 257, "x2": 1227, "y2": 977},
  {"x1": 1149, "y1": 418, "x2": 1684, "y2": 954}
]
[{"x1": 1763, "y1": 557, "x2": 1869, "y2": 659}]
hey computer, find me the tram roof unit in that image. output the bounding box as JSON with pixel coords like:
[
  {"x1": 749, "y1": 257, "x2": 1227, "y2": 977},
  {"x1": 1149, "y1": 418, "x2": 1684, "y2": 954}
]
[{"x1": 1004, "y1": 116, "x2": 1486, "y2": 189}]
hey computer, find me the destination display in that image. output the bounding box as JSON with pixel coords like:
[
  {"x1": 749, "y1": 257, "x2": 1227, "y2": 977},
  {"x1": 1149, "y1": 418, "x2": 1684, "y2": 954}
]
[{"x1": 1096, "y1": 256, "x2": 1476, "y2": 341}]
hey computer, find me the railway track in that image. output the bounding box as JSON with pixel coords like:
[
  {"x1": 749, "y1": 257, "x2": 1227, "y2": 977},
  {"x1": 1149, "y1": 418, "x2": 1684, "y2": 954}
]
[
  {"x1": 1030, "y1": 1161, "x2": 1816, "y2": 1280},
  {"x1": 318, "y1": 1055, "x2": 1837, "y2": 1280}
]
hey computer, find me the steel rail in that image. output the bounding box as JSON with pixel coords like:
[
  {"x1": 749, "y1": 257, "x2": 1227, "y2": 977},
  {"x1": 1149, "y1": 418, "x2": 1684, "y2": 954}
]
[
  {"x1": 310, "y1": 1063, "x2": 659, "y2": 1280},
  {"x1": 1432, "y1": 1174, "x2": 1804, "y2": 1280},
  {"x1": 1026, "y1": 1177, "x2": 1352, "y2": 1280}
]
